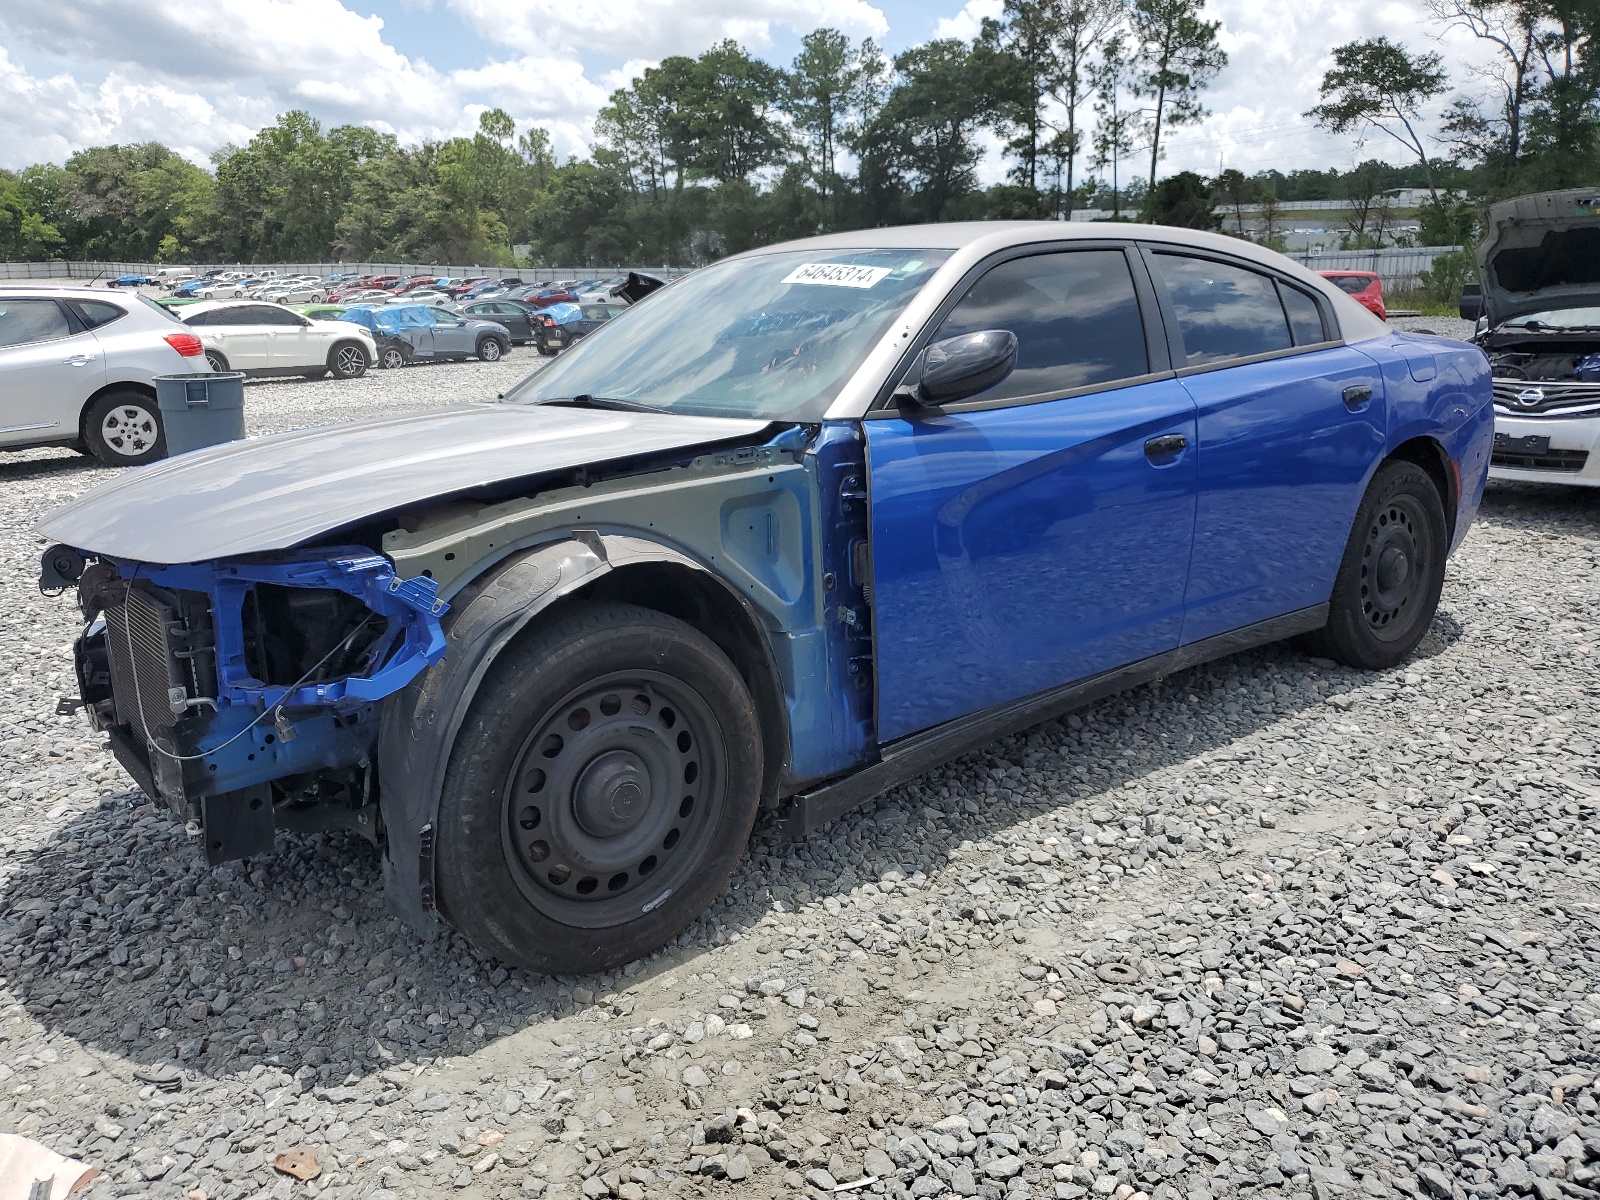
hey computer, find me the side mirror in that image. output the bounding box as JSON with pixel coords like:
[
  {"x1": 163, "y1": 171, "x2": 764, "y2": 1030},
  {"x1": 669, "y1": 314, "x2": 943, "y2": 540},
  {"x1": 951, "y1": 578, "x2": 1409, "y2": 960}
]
[{"x1": 910, "y1": 330, "x2": 1018, "y2": 405}]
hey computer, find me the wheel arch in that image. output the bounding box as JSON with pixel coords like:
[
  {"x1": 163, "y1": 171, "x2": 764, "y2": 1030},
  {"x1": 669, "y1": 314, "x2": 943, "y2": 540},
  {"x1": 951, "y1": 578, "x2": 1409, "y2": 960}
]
[
  {"x1": 1384, "y1": 435, "x2": 1457, "y2": 544},
  {"x1": 375, "y1": 532, "x2": 790, "y2": 934},
  {"x1": 77, "y1": 379, "x2": 156, "y2": 444}
]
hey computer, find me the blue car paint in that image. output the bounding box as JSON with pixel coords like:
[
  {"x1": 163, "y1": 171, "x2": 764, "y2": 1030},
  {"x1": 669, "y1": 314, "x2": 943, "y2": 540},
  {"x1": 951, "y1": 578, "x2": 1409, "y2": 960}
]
[
  {"x1": 1175, "y1": 344, "x2": 1389, "y2": 645},
  {"x1": 1356, "y1": 331, "x2": 1494, "y2": 552},
  {"x1": 864, "y1": 378, "x2": 1201, "y2": 744},
  {"x1": 97, "y1": 549, "x2": 448, "y2": 809}
]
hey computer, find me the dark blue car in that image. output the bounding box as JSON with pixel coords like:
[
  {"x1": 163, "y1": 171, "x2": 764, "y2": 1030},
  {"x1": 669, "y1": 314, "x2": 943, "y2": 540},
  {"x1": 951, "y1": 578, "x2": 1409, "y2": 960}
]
[{"x1": 38, "y1": 223, "x2": 1492, "y2": 974}]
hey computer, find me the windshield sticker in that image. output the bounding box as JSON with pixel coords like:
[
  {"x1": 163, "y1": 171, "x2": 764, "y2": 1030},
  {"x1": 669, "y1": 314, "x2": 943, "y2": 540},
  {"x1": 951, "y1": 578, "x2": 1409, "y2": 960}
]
[{"x1": 781, "y1": 263, "x2": 893, "y2": 289}]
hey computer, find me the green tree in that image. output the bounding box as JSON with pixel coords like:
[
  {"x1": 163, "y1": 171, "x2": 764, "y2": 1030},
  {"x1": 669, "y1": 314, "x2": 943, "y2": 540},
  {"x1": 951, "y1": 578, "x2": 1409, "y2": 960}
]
[
  {"x1": 681, "y1": 41, "x2": 790, "y2": 184},
  {"x1": 1307, "y1": 38, "x2": 1449, "y2": 203},
  {"x1": 0, "y1": 172, "x2": 63, "y2": 259},
  {"x1": 785, "y1": 29, "x2": 881, "y2": 224},
  {"x1": 1142, "y1": 169, "x2": 1219, "y2": 227},
  {"x1": 1215, "y1": 167, "x2": 1253, "y2": 234},
  {"x1": 1130, "y1": 0, "x2": 1227, "y2": 186},
  {"x1": 859, "y1": 40, "x2": 995, "y2": 221},
  {"x1": 1090, "y1": 33, "x2": 1141, "y2": 216}
]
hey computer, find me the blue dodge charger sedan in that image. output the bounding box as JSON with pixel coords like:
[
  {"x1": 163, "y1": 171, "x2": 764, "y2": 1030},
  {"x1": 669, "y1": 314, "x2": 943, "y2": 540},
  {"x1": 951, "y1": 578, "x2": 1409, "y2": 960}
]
[{"x1": 38, "y1": 223, "x2": 1492, "y2": 973}]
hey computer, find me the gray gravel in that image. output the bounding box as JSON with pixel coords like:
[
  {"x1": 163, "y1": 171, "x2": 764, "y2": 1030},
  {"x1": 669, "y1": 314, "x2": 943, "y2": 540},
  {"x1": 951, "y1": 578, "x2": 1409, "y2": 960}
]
[{"x1": 2, "y1": 352, "x2": 1597, "y2": 1200}]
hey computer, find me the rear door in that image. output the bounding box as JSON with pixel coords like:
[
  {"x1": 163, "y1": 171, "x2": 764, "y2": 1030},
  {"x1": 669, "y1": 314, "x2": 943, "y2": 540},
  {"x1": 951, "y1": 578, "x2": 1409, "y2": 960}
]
[
  {"x1": 204, "y1": 305, "x2": 273, "y2": 369},
  {"x1": 0, "y1": 297, "x2": 103, "y2": 446},
  {"x1": 1140, "y1": 247, "x2": 1389, "y2": 643},
  {"x1": 865, "y1": 245, "x2": 1199, "y2": 742}
]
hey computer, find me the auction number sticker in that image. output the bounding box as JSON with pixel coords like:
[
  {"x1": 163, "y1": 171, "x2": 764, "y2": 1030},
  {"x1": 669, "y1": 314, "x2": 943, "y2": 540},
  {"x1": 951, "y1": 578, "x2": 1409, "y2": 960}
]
[{"x1": 781, "y1": 262, "x2": 893, "y2": 288}]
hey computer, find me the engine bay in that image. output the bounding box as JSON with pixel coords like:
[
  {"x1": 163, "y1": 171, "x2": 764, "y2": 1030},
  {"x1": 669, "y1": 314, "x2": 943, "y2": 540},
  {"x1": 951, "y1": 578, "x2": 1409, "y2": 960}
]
[{"x1": 1488, "y1": 348, "x2": 1600, "y2": 382}]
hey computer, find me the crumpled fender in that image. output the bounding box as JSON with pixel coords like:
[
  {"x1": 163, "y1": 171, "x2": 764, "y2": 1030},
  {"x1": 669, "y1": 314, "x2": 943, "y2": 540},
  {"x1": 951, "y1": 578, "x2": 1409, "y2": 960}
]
[{"x1": 376, "y1": 531, "x2": 770, "y2": 934}]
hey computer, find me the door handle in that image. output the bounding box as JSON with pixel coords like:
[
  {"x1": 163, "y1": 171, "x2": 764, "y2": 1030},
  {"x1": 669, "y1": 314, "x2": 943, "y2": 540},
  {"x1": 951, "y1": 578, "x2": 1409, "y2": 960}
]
[
  {"x1": 1143, "y1": 434, "x2": 1188, "y2": 459},
  {"x1": 61, "y1": 354, "x2": 96, "y2": 366},
  {"x1": 1342, "y1": 384, "x2": 1373, "y2": 409}
]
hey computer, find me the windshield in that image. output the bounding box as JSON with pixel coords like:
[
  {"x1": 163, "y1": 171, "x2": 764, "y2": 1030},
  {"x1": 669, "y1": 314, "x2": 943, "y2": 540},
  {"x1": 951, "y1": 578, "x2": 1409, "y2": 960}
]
[
  {"x1": 503, "y1": 248, "x2": 952, "y2": 420},
  {"x1": 1505, "y1": 306, "x2": 1600, "y2": 329}
]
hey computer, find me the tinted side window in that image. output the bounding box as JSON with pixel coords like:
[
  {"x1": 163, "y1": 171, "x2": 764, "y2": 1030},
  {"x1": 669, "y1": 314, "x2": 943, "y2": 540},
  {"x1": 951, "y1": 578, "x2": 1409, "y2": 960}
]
[
  {"x1": 932, "y1": 249, "x2": 1149, "y2": 401},
  {"x1": 255, "y1": 306, "x2": 304, "y2": 327},
  {"x1": 73, "y1": 300, "x2": 126, "y2": 329},
  {"x1": 1152, "y1": 254, "x2": 1291, "y2": 366},
  {"x1": 0, "y1": 299, "x2": 73, "y2": 347},
  {"x1": 1279, "y1": 284, "x2": 1327, "y2": 345}
]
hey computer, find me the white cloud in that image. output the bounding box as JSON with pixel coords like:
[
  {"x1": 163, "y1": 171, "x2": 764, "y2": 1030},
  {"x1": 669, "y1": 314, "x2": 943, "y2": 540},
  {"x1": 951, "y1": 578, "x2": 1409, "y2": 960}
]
[
  {"x1": 446, "y1": 0, "x2": 887, "y2": 60},
  {"x1": 0, "y1": 45, "x2": 267, "y2": 168},
  {"x1": 933, "y1": 0, "x2": 1001, "y2": 41}
]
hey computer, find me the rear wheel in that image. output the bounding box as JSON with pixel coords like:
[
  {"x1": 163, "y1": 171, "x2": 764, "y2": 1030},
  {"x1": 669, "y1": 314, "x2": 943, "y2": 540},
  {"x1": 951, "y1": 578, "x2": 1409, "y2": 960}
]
[
  {"x1": 477, "y1": 337, "x2": 504, "y2": 362},
  {"x1": 84, "y1": 390, "x2": 166, "y2": 466},
  {"x1": 204, "y1": 350, "x2": 229, "y2": 373},
  {"x1": 436, "y1": 603, "x2": 762, "y2": 974},
  {"x1": 328, "y1": 341, "x2": 369, "y2": 379},
  {"x1": 1305, "y1": 460, "x2": 1447, "y2": 670}
]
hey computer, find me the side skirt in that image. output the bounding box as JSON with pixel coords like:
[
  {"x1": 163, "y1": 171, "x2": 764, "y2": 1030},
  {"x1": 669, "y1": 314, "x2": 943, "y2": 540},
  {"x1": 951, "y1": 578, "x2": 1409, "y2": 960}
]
[{"x1": 778, "y1": 604, "x2": 1328, "y2": 839}]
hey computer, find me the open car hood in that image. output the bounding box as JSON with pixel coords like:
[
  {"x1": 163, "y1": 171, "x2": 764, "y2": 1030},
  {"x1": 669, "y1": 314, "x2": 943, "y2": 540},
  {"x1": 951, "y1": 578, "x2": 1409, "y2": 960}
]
[
  {"x1": 1478, "y1": 188, "x2": 1600, "y2": 324},
  {"x1": 37, "y1": 403, "x2": 770, "y2": 564}
]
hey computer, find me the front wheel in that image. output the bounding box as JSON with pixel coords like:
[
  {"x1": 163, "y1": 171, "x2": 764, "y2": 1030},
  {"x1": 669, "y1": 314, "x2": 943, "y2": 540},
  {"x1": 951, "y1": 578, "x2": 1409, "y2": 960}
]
[
  {"x1": 84, "y1": 390, "x2": 166, "y2": 466},
  {"x1": 436, "y1": 603, "x2": 763, "y2": 974},
  {"x1": 476, "y1": 337, "x2": 504, "y2": 362},
  {"x1": 379, "y1": 345, "x2": 408, "y2": 370},
  {"x1": 328, "y1": 341, "x2": 369, "y2": 379},
  {"x1": 1305, "y1": 460, "x2": 1448, "y2": 670}
]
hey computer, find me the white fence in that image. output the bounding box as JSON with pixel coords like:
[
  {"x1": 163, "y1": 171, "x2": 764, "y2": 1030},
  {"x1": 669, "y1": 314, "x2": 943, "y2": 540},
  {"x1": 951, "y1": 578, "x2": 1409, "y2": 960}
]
[
  {"x1": 1286, "y1": 246, "x2": 1466, "y2": 289},
  {"x1": 0, "y1": 261, "x2": 688, "y2": 283}
]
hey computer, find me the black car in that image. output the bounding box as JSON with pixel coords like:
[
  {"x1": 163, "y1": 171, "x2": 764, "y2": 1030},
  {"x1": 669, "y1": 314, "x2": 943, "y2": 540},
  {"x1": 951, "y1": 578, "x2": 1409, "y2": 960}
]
[
  {"x1": 534, "y1": 302, "x2": 628, "y2": 355},
  {"x1": 455, "y1": 299, "x2": 539, "y2": 344}
]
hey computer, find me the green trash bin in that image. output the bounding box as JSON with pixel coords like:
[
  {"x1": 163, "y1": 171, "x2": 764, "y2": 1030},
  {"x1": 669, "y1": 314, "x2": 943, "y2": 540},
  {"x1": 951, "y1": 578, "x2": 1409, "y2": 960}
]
[{"x1": 154, "y1": 372, "x2": 247, "y2": 457}]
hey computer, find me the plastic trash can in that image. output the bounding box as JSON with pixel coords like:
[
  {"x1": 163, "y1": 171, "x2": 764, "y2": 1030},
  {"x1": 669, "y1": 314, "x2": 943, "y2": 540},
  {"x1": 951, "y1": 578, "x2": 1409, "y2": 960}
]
[{"x1": 154, "y1": 372, "x2": 247, "y2": 456}]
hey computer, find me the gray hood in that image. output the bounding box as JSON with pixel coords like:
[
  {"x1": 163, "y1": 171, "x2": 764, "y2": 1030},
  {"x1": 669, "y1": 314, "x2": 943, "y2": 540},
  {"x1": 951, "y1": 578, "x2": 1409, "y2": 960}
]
[
  {"x1": 37, "y1": 403, "x2": 770, "y2": 564},
  {"x1": 1478, "y1": 188, "x2": 1600, "y2": 324}
]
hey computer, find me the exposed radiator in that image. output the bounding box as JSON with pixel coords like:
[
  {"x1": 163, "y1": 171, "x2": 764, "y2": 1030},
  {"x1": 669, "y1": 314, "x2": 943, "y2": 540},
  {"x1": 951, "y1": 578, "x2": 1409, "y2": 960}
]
[{"x1": 103, "y1": 586, "x2": 188, "y2": 745}]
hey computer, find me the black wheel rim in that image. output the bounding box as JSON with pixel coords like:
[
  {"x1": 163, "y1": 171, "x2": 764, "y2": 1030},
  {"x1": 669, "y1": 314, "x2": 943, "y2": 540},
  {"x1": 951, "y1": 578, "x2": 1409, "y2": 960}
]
[
  {"x1": 1359, "y1": 492, "x2": 1430, "y2": 641},
  {"x1": 500, "y1": 670, "x2": 726, "y2": 929}
]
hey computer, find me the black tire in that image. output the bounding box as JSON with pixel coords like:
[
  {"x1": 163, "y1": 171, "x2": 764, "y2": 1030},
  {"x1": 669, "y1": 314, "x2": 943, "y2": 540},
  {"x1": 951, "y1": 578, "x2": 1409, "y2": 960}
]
[
  {"x1": 1304, "y1": 460, "x2": 1447, "y2": 670},
  {"x1": 83, "y1": 390, "x2": 166, "y2": 466},
  {"x1": 204, "y1": 350, "x2": 230, "y2": 373},
  {"x1": 536, "y1": 341, "x2": 555, "y2": 357},
  {"x1": 379, "y1": 345, "x2": 408, "y2": 370},
  {"x1": 476, "y1": 336, "x2": 505, "y2": 362},
  {"x1": 328, "y1": 341, "x2": 369, "y2": 379},
  {"x1": 436, "y1": 602, "x2": 763, "y2": 974}
]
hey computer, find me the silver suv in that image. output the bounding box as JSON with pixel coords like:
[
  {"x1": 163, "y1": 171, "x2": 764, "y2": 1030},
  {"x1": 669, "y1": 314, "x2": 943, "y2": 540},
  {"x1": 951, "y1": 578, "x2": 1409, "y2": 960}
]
[{"x1": 0, "y1": 287, "x2": 211, "y2": 465}]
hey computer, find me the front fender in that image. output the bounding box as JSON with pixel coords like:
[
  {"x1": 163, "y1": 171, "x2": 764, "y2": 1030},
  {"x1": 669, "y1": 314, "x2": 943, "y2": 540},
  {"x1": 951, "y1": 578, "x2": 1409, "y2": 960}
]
[
  {"x1": 375, "y1": 531, "x2": 781, "y2": 933},
  {"x1": 377, "y1": 536, "x2": 603, "y2": 932}
]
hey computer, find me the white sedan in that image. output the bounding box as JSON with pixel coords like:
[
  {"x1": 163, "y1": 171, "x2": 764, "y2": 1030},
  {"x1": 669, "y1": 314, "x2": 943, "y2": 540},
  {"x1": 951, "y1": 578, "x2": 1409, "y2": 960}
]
[
  {"x1": 192, "y1": 280, "x2": 250, "y2": 300},
  {"x1": 262, "y1": 282, "x2": 328, "y2": 305},
  {"x1": 178, "y1": 301, "x2": 375, "y2": 379}
]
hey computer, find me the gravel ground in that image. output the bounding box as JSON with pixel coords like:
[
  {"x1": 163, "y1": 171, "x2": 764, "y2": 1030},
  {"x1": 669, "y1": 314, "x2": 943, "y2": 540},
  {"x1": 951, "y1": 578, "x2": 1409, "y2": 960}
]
[{"x1": 3, "y1": 340, "x2": 1599, "y2": 1200}]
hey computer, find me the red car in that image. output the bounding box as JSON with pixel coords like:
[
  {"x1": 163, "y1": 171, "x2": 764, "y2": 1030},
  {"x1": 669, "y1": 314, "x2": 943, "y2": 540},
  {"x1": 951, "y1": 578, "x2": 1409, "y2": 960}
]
[
  {"x1": 393, "y1": 276, "x2": 439, "y2": 293},
  {"x1": 367, "y1": 275, "x2": 403, "y2": 290},
  {"x1": 1318, "y1": 271, "x2": 1386, "y2": 320}
]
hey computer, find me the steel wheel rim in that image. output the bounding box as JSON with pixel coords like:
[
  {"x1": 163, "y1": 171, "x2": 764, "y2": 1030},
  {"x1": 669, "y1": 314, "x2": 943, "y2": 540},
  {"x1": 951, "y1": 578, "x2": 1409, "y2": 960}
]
[
  {"x1": 1359, "y1": 493, "x2": 1429, "y2": 641},
  {"x1": 336, "y1": 346, "x2": 365, "y2": 375},
  {"x1": 500, "y1": 670, "x2": 726, "y2": 930},
  {"x1": 100, "y1": 404, "x2": 158, "y2": 458}
]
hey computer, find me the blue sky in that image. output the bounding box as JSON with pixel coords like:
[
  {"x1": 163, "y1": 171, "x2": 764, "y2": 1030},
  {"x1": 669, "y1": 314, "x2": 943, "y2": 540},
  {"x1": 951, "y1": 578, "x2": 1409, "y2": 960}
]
[{"x1": 0, "y1": 0, "x2": 1493, "y2": 183}]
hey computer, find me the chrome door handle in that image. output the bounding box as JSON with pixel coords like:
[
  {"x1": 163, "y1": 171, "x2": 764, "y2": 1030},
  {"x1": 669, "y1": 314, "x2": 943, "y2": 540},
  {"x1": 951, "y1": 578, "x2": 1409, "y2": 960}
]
[{"x1": 61, "y1": 354, "x2": 97, "y2": 366}]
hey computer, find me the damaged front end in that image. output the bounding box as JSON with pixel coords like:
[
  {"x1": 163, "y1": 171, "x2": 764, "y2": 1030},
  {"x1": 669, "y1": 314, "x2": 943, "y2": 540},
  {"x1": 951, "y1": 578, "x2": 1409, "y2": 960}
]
[{"x1": 50, "y1": 547, "x2": 448, "y2": 864}]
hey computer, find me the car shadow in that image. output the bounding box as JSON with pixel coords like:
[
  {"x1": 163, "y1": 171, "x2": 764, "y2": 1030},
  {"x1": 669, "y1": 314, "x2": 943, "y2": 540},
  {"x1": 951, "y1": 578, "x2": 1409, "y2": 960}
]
[
  {"x1": 0, "y1": 612, "x2": 1451, "y2": 1088},
  {"x1": 0, "y1": 449, "x2": 99, "y2": 485}
]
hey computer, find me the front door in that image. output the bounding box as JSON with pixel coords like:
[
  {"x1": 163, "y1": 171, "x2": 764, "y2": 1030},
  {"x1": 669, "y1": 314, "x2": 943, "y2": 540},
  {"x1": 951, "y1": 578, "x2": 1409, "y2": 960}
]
[
  {"x1": 262, "y1": 308, "x2": 316, "y2": 371},
  {"x1": 430, "y1": 313, "x2": 473, "y2": 355},
  {"x1": 1139, "y1": 249, "x2": 1389, "y2": 643},
  {"x1": 865, "y1": 246, "x2": 1199, "y2": 743},
  {"x1": 0, "y1": 297, "x2": 103, "y2": 446}
]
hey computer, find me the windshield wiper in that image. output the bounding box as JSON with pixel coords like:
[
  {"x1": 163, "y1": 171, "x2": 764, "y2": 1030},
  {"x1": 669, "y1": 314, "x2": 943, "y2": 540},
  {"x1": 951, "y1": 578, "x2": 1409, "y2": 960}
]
[{"x1": 542, "y1": 394, "x2": 660, "y2": 413}]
